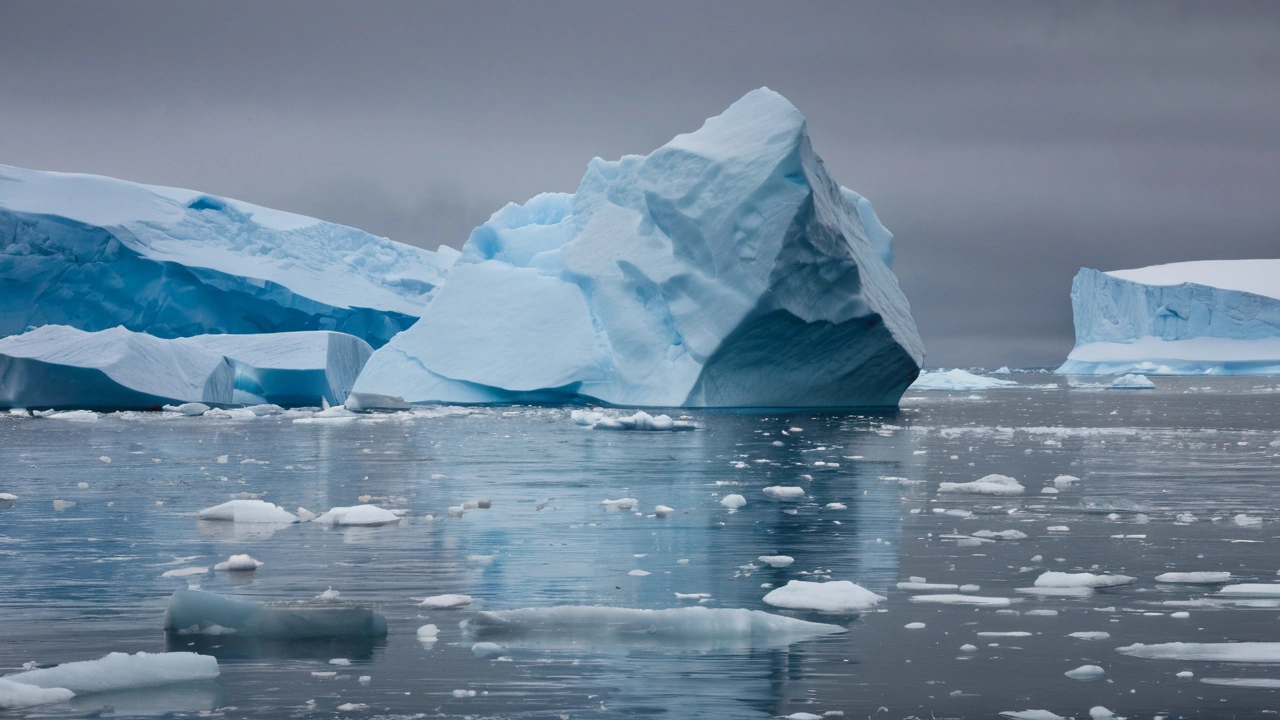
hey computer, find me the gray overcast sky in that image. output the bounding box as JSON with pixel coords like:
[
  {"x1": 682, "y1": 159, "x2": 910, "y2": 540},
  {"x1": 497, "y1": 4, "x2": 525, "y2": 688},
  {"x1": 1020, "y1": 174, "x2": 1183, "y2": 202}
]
[{"x1": 1, "y1": 1, "x2": 1276, "y2": 367}]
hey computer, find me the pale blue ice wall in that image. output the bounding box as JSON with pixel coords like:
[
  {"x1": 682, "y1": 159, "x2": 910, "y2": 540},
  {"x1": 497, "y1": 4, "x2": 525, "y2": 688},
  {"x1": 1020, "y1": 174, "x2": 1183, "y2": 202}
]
[
  {"x1": 0, "y1": 211, "x2": 418, "y2": 347},
  {"x1": 1069, "y1": 268, "x2": 1280, "y2": 345}
]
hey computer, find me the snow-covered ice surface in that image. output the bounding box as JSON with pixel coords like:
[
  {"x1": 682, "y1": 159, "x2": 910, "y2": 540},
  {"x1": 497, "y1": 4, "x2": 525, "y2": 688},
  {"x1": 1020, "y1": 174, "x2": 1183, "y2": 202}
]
[
  {"x1": 2, "y1": 378, "x2": 1280, "y2": 718},
  {"x1": 1059, "y1": 261, "x2": 1280, "y2": 375},
  {"x1": 0, "y1": 163, "x2": 456, "y2": 347},
  {"x1": 354, "y1": 88, "x2": 923, "y2": 407}
]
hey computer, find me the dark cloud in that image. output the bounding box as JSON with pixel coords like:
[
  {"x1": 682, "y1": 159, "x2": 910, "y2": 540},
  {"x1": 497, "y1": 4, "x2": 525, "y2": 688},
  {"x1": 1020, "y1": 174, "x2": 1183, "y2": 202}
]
[{"x1": 2, "y1": 0, "x2": 1277, "y2": 366}]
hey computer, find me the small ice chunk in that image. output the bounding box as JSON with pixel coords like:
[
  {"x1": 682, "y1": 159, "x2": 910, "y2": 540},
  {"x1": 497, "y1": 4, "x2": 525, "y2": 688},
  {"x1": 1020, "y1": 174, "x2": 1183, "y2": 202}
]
[
  {"x1": 296, "y1": 507, "x2": 316, "y2": 521},
  {"x1": 52, "y1": 499, "x2": 76, "y2": 511},
  {"x1": 1109, "y1": 373, "x2": 1154, "y2": 389},
  {"x1": 165, "y1": 402, "x2": 211, "y2": 416},
  {"x1": 602, "y1": 498, "x2": 636, "y2": 511},
  {"x1": 1089, "y1": 708, "x2": 1120, "y2": 720},
  {"x1": 786, "y1": 714, "x2": 823, "y2": 720},
  {"x1": 0, "y1": 493, "x2": 17, "y2": 502},
  {"x1": 1200, "y1": 678, "x2": 1280, "y2": 688},
  {"x1": 972, "y1": 530, "x2": 1028, "y2": 540},
  {"x1": 653, "y1": 505, "x2": 675, "y2": 517},
  {"x1": 0, "y1": 678, "x2": 75, "y2": 709},
  {"x1": 197, "y1": 499, "x2": 297, "y2": 524},
  {"x1": 343, "y1": 392, "x2": 410, "y2": 412},
  {"x1": 1053, "y1": 475, "x2": 1079, "y2": 488},
  {"x1": 419, "y1": 594, "x2": 472, "y2": 609},
  {"x1": 960, "y1": 644, "x2": 978, "y2": 652},
  {"x1": 1035, "y1": 572, "x2": 1134, "y2": 588},
  {"x1": 1117, "y1": 642, "x2": 1280, "y2": 662},
  {"x1": 978, "y1": 631, "x2": 1032, "y2": 637},
  {"x1": 314, "y1": 504, "x2": 400, "y2": 526},
  {"x1": 471, "y1": 641, "x2": 504, "y2": 659},
  {"x1": 1218, "y1": 584, "x2": 1280, "y2": 597},
  {"x1": 1176, "y1": 670, "x2": 1193, "y2": 678},
  {"x1": 1234, "y1": 513, "x2": 1262, "y2": 526},
  {"x1": 939, "y1": 474, "x2": 1024, "y2": 496},
  {"x1": 161, "y1": 566, "x2": 209, "y2": 578},
  {"x1": 959, "y1": 584, "x2": 981, "y2": 593},
  {"x1": 910, "y1": 594, "x2": 1012, "y2": 607},
  {"x1": 629, "y1": 569, "x2": 651, "y2": 577},
  {"x1": 1046, "y1": 526, "x2": 1070, "y2": 532},
  {"x1": 1000, "y1": 711, "x2": 1066, "y2": 720},
  {"x1": 213, "y1": 554, "x2": 263, "y2": 572},
  {"x1": 1040, "y1": 487, "x2": 1059, "y2": 495},
  {"x1": 337, "y1": 702, "x2": 368, "y2": 711},
  {"x1": 452, "y1": 689, "x2": 477, "y2": 698},
  {"x1": 762, "y1": 486, "x2": 805, "y2": 501},
  {"x1": 824, "y1": 502, "x2": 847, "y2": 510},
  {"x1": 3, "y1": 651, "x2": 218, "y2": 693},
  {"x1": 1065, "y1": 664, "x2": 1105, "y2": 681},
  {"x1": 316, "y1": 587, "x2": 341, "y2": 601},
  {"x1": 1171, "y1": 611, "x2": 1190, "y2": 619},
  {"x1": 1017, "y1": 586, "x2": 1093, "y2": 597},
  {"x1": 328, "y1": 658, "x2": 349, "y2": 666},
  {"x1": 757, "y1": 555, "x2": 795, "y2": 568},
  {"x1": 1155, "y1": 572, "x2": 1231, "y2": 584},
  {"x1": 761, "y1": 580, "x2": 886, "y2": 613},
  {"x1": 416, "y1": 624, "x2": 439, "y2": 639},
  {"x1": 904, "y1": 622, "x2": 926, "y2": 629},
  {"x1": 1025, "y1": 609, "x2": 1058, "y2": 616},
  {"x1": 165, "y1": 589, "x2": 387, "y2": 638},
  {"x1": 720, "y1": 494, "x2": 746, "y2": 509},
  {"x1": 897, "y1": 582, "x2": 958, "y2": 591},
  {"x1": 358, "y1": 675, "x2": 371, "y2": 684}
]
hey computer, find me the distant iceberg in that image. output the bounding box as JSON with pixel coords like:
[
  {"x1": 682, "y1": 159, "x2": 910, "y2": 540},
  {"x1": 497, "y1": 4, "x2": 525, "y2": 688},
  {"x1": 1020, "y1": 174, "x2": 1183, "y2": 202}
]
[
  {"x1": 1059, "y1": 261, "x2": 1280, "y2": 375},
  {"x1": 910, "y1": 369, "x2": 1018, "y2": 391},
  {"x1": 354, "y1": 88, "x2": 924, "y2": 407},
  {"x1": 0, "y1": 163, "x2": 458, "y2": 347}
]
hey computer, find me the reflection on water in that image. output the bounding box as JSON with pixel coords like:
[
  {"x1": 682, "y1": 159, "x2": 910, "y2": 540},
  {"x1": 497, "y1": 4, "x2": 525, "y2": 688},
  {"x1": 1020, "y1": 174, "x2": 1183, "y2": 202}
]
[{"x1": 1, "y1": 376, "x2": 1279, "y2": 717}]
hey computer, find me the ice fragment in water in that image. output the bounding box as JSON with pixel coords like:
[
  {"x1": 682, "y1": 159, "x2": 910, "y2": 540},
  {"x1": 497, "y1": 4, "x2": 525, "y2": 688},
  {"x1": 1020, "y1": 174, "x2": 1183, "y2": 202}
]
[
  {"x1": 1117, "y1": 642, "x2": 1280, "y2": 662},
  {"x1": 938, "y1": 474, "x2": 1025, "y2": 496},
  {"x1": 419, "y1": 594, "x2": 472, "y2": 609},
  {"x1": 1034, "y1": 572, "x2": 1134, "y2": 588},
  {"x1": 1065, "y1": 664, "x2": 1106, "y2": 681},
  {"x1": 0, "y1": 678, "x2": 75, "y2": 709},
  {"x1": 1154, "y1": 571, "x2": 1231, "y2": 584},
  {"x1": 196, "y1": 500, "x2": 298, "y2": 524},
  {"x1": 762, "y1": 486, "x2": 805, "y2": 501},
  {"x1": 762, "y1": 580, "x2": 886, "y2": 613},
  {"x1": 163, "y1": 589, "x2": 387, "y2": 639},
  {"x1": 314, "y1": 504, "x2": 400, "y2": 526},
  {"x1": 720, "y1": 494, "x2": 747, "y2": 509},
  {"x1": 213, "y1": 554, "x2": 263, "y2": 571},
  {"x1": 2, "y1": 651, "x2": 217, "y2": 693}
]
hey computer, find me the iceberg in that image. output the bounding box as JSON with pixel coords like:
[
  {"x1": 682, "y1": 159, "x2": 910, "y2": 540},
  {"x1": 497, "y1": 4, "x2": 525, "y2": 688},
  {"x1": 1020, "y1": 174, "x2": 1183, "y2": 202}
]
[
  {"x1": 179, "y1": 331, "x2": 372, "y2": 406},
  {"x1": 196, "y1": 499, "x2": 298, "y2": 523},
  {"x1": 163, "y1": 589, "x2": 388, "y2": 639},
  {"x1": 0, "y1": 325, "x2": 233, "y2": 409},
  {"x1": 354, "y1": 88, "x2": 924, "y2": 407},
  {"x1": 910, "y1": 368, "x2": 1018, "y2": 391},
  {"x1": 2, "y1": 651, "x2": 217, "y2": 694},
  {"x1": 1058, "y1": 261, "x2": 1280, "y2": 375},
  {"x1": 0, "y1": 163, "x2": 458, "y2": 347}
]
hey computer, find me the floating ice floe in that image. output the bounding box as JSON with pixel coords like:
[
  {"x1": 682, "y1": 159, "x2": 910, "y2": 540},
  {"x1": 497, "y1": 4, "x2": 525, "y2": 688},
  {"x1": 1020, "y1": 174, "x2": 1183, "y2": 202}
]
[
  {"x1": 1117, "y1": 642, "x2": 1280, "y2": 662},
  {"x1": 314, "y1": 504, "x2": 400, "y2": 527},
  {"x1": 416, "y1": 624, "x2": 439, "y2": 641},
  {"x1": 460, "y1": 606, "x2": 845, "y2": 651},
  {"x1": 757, "y1": 555, "x2": 795, "y2": 568},
  {"x1": 343, "y1": 391, "x2": 411, "y2": 412},
  {"x1": 196, "y1": 500, "x2": 298, "y2": 524},
  {"x1": 419, "y1": 594, "x2": 473, "y2": 610},
  {"x1": 1034, "y1": 572, "x2": 1134, "y2": 589},
  {"x1": 1200, "y1": 678, "x2": 1280, "y2": 688},
  {"x1": 938, "y1": 474, "x2": 1024, "y2": 495},
  {"x1": 1155, "y1": 571, "x2": 1231, "y2": 584},
  {"x1": 164, "y1": 402, "x2": 210, "y2": 416},
  {"x1": 164, "y1": 589, "x2": 387, "y2": 638},
  {"x1": 909, "y1": 594, "x2": 1013, "y2": 607},
  {"x1": 762, "y1": 580, "x2": 885, "y2": 613},
  {"x1": 161, "y1": 566, "x2": 209, "y2": 578},
  {"x1": 214, "y1": 554, "x2": 263, "y2": 572},
  {"x1": 0, "y1": 493, "x2": 16, "y2": 502},
  {"x1": 1109, "y1": 374, "x2": 1155, "y2": 390},
  {"x1": 591, "y1": 411, "x2": 696, "y2": 432},
  {"x1": 1065, "y1": 664, "x2": 1106, "y2": 681},
  {"x1": 0, "y1": 678, "x2": 75, "y2": 709},
  {"x1": 1218, "y1": 584, "x2": 1280, "y2": 597},
  {"x1": 972, "y1": 530, "x2": 1028, "y2": 540},
  {"x1": 602, "y1": 498, "x2": 636, "y2": 511},
  {"x1": 2, "y1": 651, "x2": 217, "y2": 694},
  {"x1": 911, "y1": 369, "x2": 1019, "y2": 391},
  {"x1": 653, "y1": 505, "x2": 675, "y2": 517},
  {"x1": 762, "y1": 486, "x2": 805, "y2": 501},
  {"x1": 720, "y1": 494, "x2": 747, "y2": 510},
  {"x1": 1234, "y1": 513, "x2": 1262, "y2": 526},
  {"x1": 897, "y1": 581, "x2": 958, "y2": 591},
  {"x1": 1000, "y1": 710, "x2": 1065, "y2": 720}
]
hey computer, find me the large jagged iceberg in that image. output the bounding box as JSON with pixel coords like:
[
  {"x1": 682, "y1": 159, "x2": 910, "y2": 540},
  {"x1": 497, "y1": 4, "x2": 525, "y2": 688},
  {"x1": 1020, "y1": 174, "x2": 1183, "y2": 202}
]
[
  {"x1": 0, "y1": 163, "x2": 458, "y2": 347},
  {"x1": 0, "y1": 325, "x2": 233, "y2": 409},
  {"x1": 354, "y1": 88, "x2": 924, "y2": 407},
  {"x1": 1059, "y1": 261, "x2": 1280, "y2": 375}
]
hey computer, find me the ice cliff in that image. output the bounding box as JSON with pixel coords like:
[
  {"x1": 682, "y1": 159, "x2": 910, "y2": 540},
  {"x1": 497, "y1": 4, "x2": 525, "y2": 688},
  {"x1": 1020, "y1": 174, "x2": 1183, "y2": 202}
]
[
  {"x1": 0, "y1": 164, "x2": 458, "y2": 347},
  {"x1": 1058, "y1": 260, "x2": 1280, "y2": 375},
  {"x1": 354, "y1": 88, "x2": 924, "y2": 407}
]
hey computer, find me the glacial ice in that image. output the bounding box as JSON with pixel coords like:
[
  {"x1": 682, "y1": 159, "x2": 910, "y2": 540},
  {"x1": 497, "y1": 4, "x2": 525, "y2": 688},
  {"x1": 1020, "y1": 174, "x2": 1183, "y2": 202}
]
[
  {"x1": 419, "y1": 594, "x2": 473, "y2": 609},
  {"x1": 2, "y1": 651, "x2": 217, "y2": 693},
  {"x1": 1059, "y1": 261, "x2": 1280, "y2": 375},
  {"x1": 938, "y1": 474, "x2": 1025, "y2": 496},
  {"x1": 1109, "y1": 373, "x2": 1154, "y2": 390},
  {"x1": 353, "y1": 88, "x2": 924, "y2": 408},
  {"x1": 761, "y1": 580, "x2": 886, "y2": 613},
  {"x1": 197, "y1": 499, "x2": 298, "y2": 524},
  {"x1": 910, "y1": 369, "x2": 1018, "y2": 391},
  {"x1": 314, "y1": 504, "x2": 401, "y2": 527},
  {"x1": 178, "y1": 331, "x2": 372, "y2": 406},
  {"x1": 0, "y1": 163, "x2": 457, "y2": 347},
  {"x1": 0, "y1": 325, "x2": 233, "y2": 409},
  {"x1": 0, "y1": 678, "x2": 74, "y2": 709},
  {"x1": 1117, "y1": 642, "x2": 1280, "y2": 662},
  {"x1": 1155, "y1": 571, "x2": 1231, "y2": 584},
  {"x1": 1034, "y1": 572, "x2": 1134, "y2": 589},
  {"x1": 163, "y1": 589, "x2": 388, "y2": 638}
]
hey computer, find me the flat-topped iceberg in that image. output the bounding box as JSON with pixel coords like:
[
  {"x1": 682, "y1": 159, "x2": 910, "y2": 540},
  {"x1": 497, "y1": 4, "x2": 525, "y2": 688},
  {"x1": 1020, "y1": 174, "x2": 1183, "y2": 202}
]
[
  {"x1": 0, "y1": 325, "x2": 233, "y2": 409},
  {"x1": 180, "y1": 331, "x2": 372, "y2": 406},
  {"x1": 0, "y1": 163, "x2": 457, "y2": 347},
  {"x1": 354, "y1": 88, "x2": 924, "y2": 408},
  {"x1": 1059, "y1": 260, "x2": 1280, "y2": 375},
  {"x1": 163, "y1": 589, "x2": 388, "y2": 639},
  {"x1": 2, "y1": 651, "x2": 217, "y2": 694}
]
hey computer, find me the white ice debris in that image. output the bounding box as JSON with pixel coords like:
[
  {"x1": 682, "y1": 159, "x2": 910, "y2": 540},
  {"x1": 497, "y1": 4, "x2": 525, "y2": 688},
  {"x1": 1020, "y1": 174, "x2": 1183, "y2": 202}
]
[
  {"x1": 762, "y1": 581, "x2": 886, "y2": 613},
  {"x1": 1155, "y1": 572, "x2": 1231, "y2": 584},
  {"x1": 160, "y1": 566, "x2": 209, "y2": 578},
  {"x1": 419, "y1": 594, "x2": 472, "y2": 610},
  {"x1": 910, "y1": 595, "x2": 1013, "y2": 607},
  {"x1": 0, "y1": 678, "x2": 74, "y2": 709},
  {"x1": 1117, "y1": 642, "x2": 1280, "y2": 662},
  {"x1": 316, "y1": 587, "x2": 342, "y2": 601},
  {"x1": 1000, "y1": 711, "x2": 1065, "y2": 720},
  {"x1": 314, "y1": 504, "x2": 401, "y2": 526},
  {"x1": 911, "y1": 369, "x2": 1018, "y2": 391},
  {"x1": 1034, "y1": 572, "x2": 1134, "y2": 588},
  {"x1": 214, "y1": 554, "x2": 263, "y2": 572},
  {"x1": 757, "y1": 555, "x2": 795, "y2": 568},
  {"x1": 1089, "y1": 708, "x2": 1121, "y2": 720},
  {"x1": 904, "y1": 622, "x2": 926, "y2": 629},
  {"x1": 1200, "y1": 678, "x2": 1280, "y2": 688},
  {"x1": 1053, "y1": 475, "x2": 1080, "y2": 488},
  {"x1": 1234, "y1": 513, "x2": 1262, "y2": 526},
  {"x1": 938, "y1": 474, "x2": 1025, "y2": 496},
  {"x1": 720, "y1": 494, "x2": 747, "y2": 509},
  {"x1": 762, "y1": 486, "x2": 805, "y2": 501},
  {"x1": 196, "y1": 499, "x2": 298, "y2": 524},
  {"x1": 1109, "y1": 374, "x2": 1155, "y2": 389},
  {"x1": 602, "y1": 498, "x2": 637, "y2": 511},
  {"x1": 328, "y1": 658, "x2": 349, "y2": 666},
  {"x1": 416, "y1": 624, "x2": 439, "y2": 640},
  {"x1": 343, "y1": 392, "x2": 411, "y2": 412},
  {"x1": 897, "y1": 582, "x2": 958, "y2": 591},
  {"x1": 52, "y1": 499, "x2": 76, "y2": 511},
  {"x1": 1218, "y1": 584, "x2": 1280, "y2": 597},
  {"x1": 592, "y1": 411, "x2": 696, "y2": 431},
  {"x1": 1065, "y1": 664, "x2": 1106, "y2": 681},
  {"x1": 653, "y1": 505, "x2": 675, "y2": 517},
  {"x1": 0, "y1": 493, "x2": 16, "y2": 501},
  {"x1": 972, "y1": 530, "x2": 1028, "y2": 540},
  {"x1": 2, "y1": 651, "x2": 218, "y2": 693},
  {"x1": 628, "y1": 569, "x2": 651, "y2": 577}
]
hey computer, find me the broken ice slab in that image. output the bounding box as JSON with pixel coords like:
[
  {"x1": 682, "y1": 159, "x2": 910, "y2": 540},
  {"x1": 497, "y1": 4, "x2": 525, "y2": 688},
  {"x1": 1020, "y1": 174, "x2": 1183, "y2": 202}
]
[{"x1": 163, "y1": 589, "x2": 387, "y2": 640}]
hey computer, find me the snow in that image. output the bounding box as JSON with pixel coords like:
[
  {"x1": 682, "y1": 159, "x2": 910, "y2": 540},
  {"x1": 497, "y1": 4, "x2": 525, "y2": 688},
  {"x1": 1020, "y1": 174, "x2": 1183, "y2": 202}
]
[
  {"x1": 1117, "y1": 642, "x2": 1280, "y2": 662},
  {"x1": 910, "y1": 369, "x2": 1018, "y2": 391},
  {"x1": 2, "y1": 651, "x2": 217, "y2": 693},
  {"x1": 1035, "y1": 572, "x2": 1134, "y2": 588},
  {"x1": 1059, "y1": 262, "x2": 1280, "y2": 375},
  {"x1": 419, "y1": 594, "x2": 472, "y2": 609},
  {"x1": 762, "y1": 580, "x2": 886, "y2": 613},
  {"x1": 0, "y1": 163, "x2": 456, "y2": 347},
  {"x1": 197, "y1": 500, "x2": 298, "y2": 524},
  {"x1": 720, "y1": 494, "x2": 747, "y2": 509},
  {"x1": 314, "y1": 504, "x2": 400, "y2": 527},
  {"x1": 1065, "y1": 665, "x2": 1105, "y2": 681},
  {"x1": 0, "y1": 325, "x2": 233, "y2": 409},
  {"x1": 214, "y1": 554, "x2": 263, "y2": 571},
  {"x1": 763, "y1": 486, "x2": 805, "y2": 501},
  {"x1": 1109, "y1": 373, "x2": 1154, "y2": 389},
  {"x1": 1155, "y1": 571, "x2": 1231, "y2": 584},
  {"x1": 0, "y1": 678, "x2": 74, "y2": 709},
  {"x1": 352, "y1": 88, "x2": 923, "y2": 408},
  {"x1": 938, "y1": 474, "x2": 1025, "y2": 496},
  {"x1": 163, "y1": 589, "x2": 388, "y2": 638},
  {"x1": 179, "y1": 331, "x2": 372, "y2": 406},
  {"x1": 460, "y1": 605, "x2": 846, "y2": 647}
]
